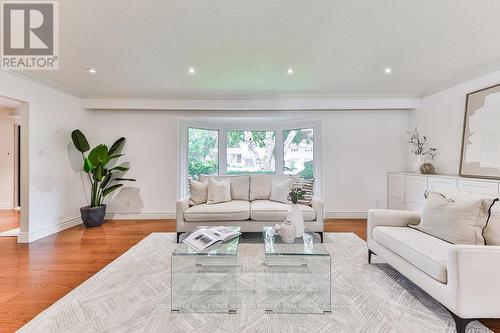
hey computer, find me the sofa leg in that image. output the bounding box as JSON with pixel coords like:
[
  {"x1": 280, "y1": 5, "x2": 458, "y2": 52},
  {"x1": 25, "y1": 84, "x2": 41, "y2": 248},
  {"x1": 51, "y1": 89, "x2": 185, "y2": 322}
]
[
  {"x1": 448, "y1": 309, "x2": 475, "y2": 333},
  {"x1": 368, "y1": 249, "x2": 374, "y2": 264},
  {"x1": 318, "y1": 232, "x2": 324, "y2": 243},
  {"x1": 176, "y1": 232, "x2": 182, "y2": 243}
]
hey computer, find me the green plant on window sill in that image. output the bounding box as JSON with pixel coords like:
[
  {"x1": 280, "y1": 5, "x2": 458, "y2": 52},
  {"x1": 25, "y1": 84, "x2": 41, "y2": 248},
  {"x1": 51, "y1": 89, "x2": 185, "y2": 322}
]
[{"x1": 288, "y1": 187, "x2": 305, "y2": 205}]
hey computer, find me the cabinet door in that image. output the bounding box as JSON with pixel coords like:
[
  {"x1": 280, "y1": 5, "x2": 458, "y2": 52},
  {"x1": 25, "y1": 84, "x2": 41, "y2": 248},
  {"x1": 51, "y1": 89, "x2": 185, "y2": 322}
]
[
  {"x1": 388, "y1": 173, "x2": 405, "y2": 209},
  {"x1": 405, "y1": 175, "x2": 428, "y2": 211},
  {"x1": 428, "y1": 177, "x2": 458, "y2": 191},
  {"x1": 458, "y1": 179, "x2": 499, "y2": 195}
]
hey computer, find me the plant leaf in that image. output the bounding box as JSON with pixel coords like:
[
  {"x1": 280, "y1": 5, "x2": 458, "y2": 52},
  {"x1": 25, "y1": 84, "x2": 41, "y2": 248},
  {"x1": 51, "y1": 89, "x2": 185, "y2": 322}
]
[
  {"x1": 108, "y1": 137, "x2": 125, "y2": 155},
  {"x1": 109, "y1": 165, "x2": 129, "y2": 172},
  {"x1": 71, "y1": 130, "x2": 90, "y2": 153},
  {"x1": 103, "y1": 184, "x2": 123, "y2": 197},
  {"x1": 113, "y1": 178, "x2": 136, "y2": 182},
  {"x1": 88, "y1": 144, "x2": 109, "y2": 166},
  {"x1": 83, "y1": 158, "x2": 93, "y2": 173},
  {"x1": 100, "y1": 173, "x2": 112, "y2": 188},
  {"x1": 108, "y1": 154, "x2": 124, "y2": 160},
  {"x1": 93, "y1": 163, "x2": 104, "y2": 181}
]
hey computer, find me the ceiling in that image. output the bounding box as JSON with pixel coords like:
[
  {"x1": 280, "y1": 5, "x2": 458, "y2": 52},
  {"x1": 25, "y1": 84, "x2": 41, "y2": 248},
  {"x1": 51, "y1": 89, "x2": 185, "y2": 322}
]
[{"x1": 19, "y1": 0, "x2": 500, "y2": 99}]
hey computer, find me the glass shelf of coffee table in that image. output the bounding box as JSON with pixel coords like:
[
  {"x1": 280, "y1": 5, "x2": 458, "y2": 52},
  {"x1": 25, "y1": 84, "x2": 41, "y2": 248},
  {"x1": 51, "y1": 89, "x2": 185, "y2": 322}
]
[
  {"x1": 171, "y1": 230, "x2": 240, "y2": 314},
  {"x1": 262, "y1": 226, "x2": 331, "y2": 314}
]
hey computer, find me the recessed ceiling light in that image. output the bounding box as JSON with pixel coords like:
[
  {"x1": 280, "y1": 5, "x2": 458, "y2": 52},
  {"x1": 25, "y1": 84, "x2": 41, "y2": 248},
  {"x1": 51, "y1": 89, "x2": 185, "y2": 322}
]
[
  {"x1": 287, "y1": 68, "x2": 295, "y2": 75},
  {"x1": 87, "y1": 68, "x2": 96, "y2": 74},
  {"x1": 188, "y1": 67, "x2": 196, "y2": 74},
  {"x1": 384, "y1": 67, "x2": 392, "y2": 74}
]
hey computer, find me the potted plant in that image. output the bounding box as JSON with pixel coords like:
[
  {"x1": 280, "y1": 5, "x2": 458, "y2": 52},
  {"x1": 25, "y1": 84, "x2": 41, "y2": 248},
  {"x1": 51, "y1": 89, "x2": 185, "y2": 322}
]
[
  {"x1": 287, "y1": 186, "x2": 306, "y2": 238},
  {"x1": 71, "y1": 129, "x2": 135, "y2": 227},
  {"x1": 407, "y1": 127, "x2": 438, "y2": 173}
]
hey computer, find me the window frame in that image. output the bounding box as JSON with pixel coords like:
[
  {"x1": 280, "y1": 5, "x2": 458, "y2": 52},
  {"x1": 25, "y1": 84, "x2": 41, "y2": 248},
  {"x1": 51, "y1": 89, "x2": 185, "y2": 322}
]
[{"x1": 179, "y1": 118, "x2": 322, "y2": 198}]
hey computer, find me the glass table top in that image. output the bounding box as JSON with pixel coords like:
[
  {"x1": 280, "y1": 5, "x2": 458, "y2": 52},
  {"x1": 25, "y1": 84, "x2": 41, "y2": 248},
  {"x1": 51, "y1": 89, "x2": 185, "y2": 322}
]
[
  {"x1": 173, "y1": 227, "x2": 240, "y2": 256},
  {"x1": 262, "y1": 226, "x2": 329, "y2": 256}
]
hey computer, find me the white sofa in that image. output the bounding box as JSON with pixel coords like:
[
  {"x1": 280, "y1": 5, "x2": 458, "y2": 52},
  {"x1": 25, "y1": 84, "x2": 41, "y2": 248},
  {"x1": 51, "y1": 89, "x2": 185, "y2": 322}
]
[
  {"x1": 367, "y1": 209, "x2": 500, "y2": 333},
  {"x1": 176, "y1": 174, "x2": 324, "y2": 241}
]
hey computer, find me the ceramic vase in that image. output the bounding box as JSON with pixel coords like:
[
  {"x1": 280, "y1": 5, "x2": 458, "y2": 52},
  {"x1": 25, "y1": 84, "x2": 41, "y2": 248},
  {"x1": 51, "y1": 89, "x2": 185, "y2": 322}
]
[
  {"x1": 277, "y1": 220, "x2": 296, "y2": 243},
  {"x1": 412, "y1": 155, "x2": 427, "y2": 174},
  {"x1": 287, "y1": 204, "x2": 304, "y2": 238}
]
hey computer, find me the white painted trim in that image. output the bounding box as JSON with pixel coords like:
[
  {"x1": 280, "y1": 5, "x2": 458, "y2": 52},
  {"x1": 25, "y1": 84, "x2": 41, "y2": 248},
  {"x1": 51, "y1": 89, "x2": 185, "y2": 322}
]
[
  {"x1": 17, "y1": 216, "x2": 82, "y2": 243},
  {"x1": 82, "y1": 97, "x2": 419, "y2": 111},
  {"x1": 325, "y1": 211, "x2": 368, "y2": 219},
  {"x1": 105, "y1": 211, "x2": 176, "y2": 220}
]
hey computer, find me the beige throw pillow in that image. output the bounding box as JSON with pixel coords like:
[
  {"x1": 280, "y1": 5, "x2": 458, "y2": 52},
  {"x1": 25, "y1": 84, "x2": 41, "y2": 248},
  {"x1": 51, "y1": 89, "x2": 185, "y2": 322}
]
[
  {"x1": 207, "y1": 178, "x2": 231, "y2": 204},
  {"x1": 409, "y1": 191, "x2": 498, "y2": 245},
  {"x1": 250, "y1": 175, "x2": 273, "y2": 201},
  {"x1": 270, "y1": 178, "x2": 293, "y2": 204},
  {"x1": 199, "y1": 175, "x2": 250, "y2": 201},
  {"x1": 189, "y1": 179, "x2": 208, "y2": 206}
]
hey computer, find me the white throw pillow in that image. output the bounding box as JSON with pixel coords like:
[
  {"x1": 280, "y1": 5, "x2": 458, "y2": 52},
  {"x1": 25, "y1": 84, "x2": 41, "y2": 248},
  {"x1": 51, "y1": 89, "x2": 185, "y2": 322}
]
[
  {"x1": 189, "y1": 179, "x2": 208, "y2": 206},
  {"x1": 207, "y1": 178, "x2": 232, "y2": 204},
  {"x1": 250, "y1": 174, "x2": 273, "y2": 201},
  {"x1": 409, "y1": 191, "x2": 498, "y2": 245},
  {"x1": 270, "y1": 178, "x2": 293, "y2": 204},
  {"x1": 199, "y1": 175, "x2": 250, "y2": 201}
]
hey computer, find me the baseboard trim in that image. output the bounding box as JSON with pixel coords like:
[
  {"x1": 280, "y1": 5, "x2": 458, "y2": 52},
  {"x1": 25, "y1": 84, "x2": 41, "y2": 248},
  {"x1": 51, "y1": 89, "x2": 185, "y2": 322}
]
[
  {"x1": 105, "y1": 211, "x2": 176, "y2": 220},
  {"x1": 325, "y1": 211, "x2": 368, "y2": 219},
  {"x1": 17, "y1": 216, "x2": 82, "y2": 243},
  {"x1": 0, "y1": 203, "x2": 14, "y2": 210}
]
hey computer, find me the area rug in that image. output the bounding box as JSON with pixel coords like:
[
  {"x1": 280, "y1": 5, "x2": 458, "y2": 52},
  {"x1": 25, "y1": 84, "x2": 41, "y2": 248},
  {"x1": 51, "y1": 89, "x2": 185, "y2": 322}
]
[{"x1": 19, "y1": 233, "x2": 490, "y2": 332}]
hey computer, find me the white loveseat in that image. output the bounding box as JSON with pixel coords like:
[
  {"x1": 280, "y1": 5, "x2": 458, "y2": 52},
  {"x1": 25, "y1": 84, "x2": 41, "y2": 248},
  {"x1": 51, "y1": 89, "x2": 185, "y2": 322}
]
[
  {"x1": 367, "y1": 208, "x2": 500, "y2": 333},
  {"x1": 176, "y1": 174, "x2": 324, "y2": 240}
]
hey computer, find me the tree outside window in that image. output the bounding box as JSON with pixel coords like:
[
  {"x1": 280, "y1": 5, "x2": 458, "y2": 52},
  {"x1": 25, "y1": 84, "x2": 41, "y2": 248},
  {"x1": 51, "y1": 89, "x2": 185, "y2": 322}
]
[
  {"x1": 188, "y1": 128, "x2": 218, "y2": 179},
  {"x1": 283, "y1": 128, "x2": 314, "y2": 179},
  {"x1": 226, "y1": 131, "x2": 275, "y2": 174}
]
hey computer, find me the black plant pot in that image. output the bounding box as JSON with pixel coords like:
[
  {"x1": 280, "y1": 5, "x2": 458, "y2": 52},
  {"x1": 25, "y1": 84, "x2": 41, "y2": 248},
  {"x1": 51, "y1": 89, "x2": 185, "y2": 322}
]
[{"x1": 80, "y1": 205, "x2": 107, "y2": 228}]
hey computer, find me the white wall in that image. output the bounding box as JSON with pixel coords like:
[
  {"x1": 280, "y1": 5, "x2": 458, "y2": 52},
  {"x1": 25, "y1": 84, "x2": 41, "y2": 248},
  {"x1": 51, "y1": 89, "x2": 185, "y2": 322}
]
[
  {"x1": 86, "y1": 109, "x2": 410, "y2": 217},
  {"x1": 0, "y1": 115, "x2": 15, "y2": 209},
  {"x1": 0, "y1": 72, "x2": 88, "y2": 242},
  {"x1": 410, "y1": 69, "x2": 500, "y2": 174}
]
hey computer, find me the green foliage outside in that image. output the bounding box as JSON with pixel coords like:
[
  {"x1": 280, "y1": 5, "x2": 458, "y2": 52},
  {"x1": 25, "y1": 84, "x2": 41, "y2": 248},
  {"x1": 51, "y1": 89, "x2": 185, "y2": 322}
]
[
  {"x1": 299, "y1": 160, "x2": 314, "y2": 179},
  {"x1": 188, "y1": 128, "x2": 218, "y2": 179},
  {"x1": 227, "y1": 131, "x2": 275, "y2": 148}
]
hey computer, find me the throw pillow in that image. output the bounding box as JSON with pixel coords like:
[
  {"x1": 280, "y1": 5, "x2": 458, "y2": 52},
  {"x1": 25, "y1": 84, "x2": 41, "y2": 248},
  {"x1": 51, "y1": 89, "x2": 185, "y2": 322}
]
[
  {"x1": 199, "y1": 175, "x2": 250, "y2": 201},
  {"x1": 189, "y1": 179, "x2": 208, "y2": 206},
  {"x1": 291, "y1": 177, "x2": 315, "y2": 205},
  {"x1": 270, "y1": 178, "x2": 293, "y2": 204},
  {"x1": 207, "y1": 178, "x2": 232, "y2": 204},
  {"x1": 250, "y1": 174, "x2": 273, "y2": 201},
  {"x1": 409, "y1": 191, "x2": 498, "y2": 245}
]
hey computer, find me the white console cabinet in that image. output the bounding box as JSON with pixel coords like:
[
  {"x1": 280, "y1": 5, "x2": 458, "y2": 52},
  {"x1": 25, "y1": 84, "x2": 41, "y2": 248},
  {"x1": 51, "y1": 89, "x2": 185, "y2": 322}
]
[{"x1": 388, "y1": 172, "x2": 500, "y2": 211}]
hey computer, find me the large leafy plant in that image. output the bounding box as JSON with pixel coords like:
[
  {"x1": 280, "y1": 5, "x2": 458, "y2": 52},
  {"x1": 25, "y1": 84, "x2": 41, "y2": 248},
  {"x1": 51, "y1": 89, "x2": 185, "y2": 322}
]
[{"x1": 71, "y1": 129, "x2": 135, "y2": 208}]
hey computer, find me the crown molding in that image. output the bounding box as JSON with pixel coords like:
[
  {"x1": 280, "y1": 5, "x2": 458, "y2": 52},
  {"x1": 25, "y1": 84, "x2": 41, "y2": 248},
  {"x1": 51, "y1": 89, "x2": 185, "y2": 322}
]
[{"x1": 81, "y1": 96, "x2": 419, "y2": 111}]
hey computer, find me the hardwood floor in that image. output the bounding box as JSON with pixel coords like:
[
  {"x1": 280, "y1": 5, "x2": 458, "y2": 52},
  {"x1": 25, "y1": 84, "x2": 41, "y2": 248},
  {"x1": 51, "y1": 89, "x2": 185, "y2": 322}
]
[
  {"x1": 0, "y1": 218, "x2": 498, "y2": 332},
  {"x1": 0, "y1": 210, "x2": 20, "y2": 233}
]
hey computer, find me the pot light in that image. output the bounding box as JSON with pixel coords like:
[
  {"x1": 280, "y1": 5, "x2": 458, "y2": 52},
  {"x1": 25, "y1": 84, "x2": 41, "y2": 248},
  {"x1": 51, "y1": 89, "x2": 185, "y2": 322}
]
[
  {"x1": 384, "y1": 67, "x2": 392, "y2": 74},
  {"x1": 287, "y1": 68, "x2": 295, "y2": 75},
  {"x1": 188, "y1": 66, "x2": 196, "y2": 74},
  {"x1": 86, "y1": 68, "x2": 96, "y2": 74}
]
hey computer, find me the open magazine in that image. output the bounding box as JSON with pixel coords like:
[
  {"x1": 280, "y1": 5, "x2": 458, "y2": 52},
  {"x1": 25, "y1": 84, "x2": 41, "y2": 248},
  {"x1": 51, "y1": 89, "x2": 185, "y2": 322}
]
[{"x1": 183, "y1": 226, "x2": 241, "y2": 252}]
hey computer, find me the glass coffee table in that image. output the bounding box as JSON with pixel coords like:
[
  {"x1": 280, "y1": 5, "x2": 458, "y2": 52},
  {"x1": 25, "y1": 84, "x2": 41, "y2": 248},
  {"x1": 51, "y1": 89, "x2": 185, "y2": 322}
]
[
  {"x1": 262, "y1": 226, "x2": 331, "y2": 314},
  {"x1": 171, "y1": 231, "x2": 240, "y2": 314}
]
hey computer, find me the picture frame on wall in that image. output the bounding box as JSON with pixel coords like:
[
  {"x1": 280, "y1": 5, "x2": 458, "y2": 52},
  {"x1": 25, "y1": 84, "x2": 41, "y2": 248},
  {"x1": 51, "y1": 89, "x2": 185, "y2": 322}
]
[{"x1": 460, "y1": 83, "x2": 500, "y2": 179}]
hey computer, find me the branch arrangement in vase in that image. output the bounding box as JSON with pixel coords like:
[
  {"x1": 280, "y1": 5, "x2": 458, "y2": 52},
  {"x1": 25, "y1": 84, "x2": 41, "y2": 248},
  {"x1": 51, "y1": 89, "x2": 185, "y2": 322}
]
[
  {"x1": 407, "y1": 127, "x2": 438, "y2": 160},
  {"x1": 288, "y1": 186, "x2": 305, "y2": 205},
  {"x1": 71, "y1": 129, "x2": 135, "y2": 227}
]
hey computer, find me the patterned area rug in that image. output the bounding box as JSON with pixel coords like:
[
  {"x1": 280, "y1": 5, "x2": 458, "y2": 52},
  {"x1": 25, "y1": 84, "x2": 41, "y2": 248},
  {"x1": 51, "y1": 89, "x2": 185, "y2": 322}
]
[{"x1": 19, "y1": 233, "x2": 490, "y2": 332}]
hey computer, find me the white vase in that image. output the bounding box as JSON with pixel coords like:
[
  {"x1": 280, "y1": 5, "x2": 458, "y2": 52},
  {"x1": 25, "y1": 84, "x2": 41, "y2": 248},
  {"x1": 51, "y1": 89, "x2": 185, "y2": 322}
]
[
  {"x1": 412, "y1": 155, "x2": 427, "y2": 173},
  {"x1": 287, "y1": 204, "x2": 304, "y2": 238},
  {"x1": 277, "y1": 220, "x2": 296, "y2": 243}
]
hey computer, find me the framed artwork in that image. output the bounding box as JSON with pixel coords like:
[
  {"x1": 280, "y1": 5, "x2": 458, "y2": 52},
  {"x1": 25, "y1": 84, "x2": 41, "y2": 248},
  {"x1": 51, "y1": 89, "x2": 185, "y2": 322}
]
[{"x1": 460, "y1": 83, "x2": 500, "y2": 179}]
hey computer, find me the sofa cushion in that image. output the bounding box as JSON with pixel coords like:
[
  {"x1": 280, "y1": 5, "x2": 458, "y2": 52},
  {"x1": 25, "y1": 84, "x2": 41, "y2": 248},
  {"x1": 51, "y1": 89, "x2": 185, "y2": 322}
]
[
  {"x1": 184, "y1": 200, "x2": 250, "y2": 222},
  {"x1": 250, "y1": 175, "x2": 273, "y2": 201},
  {"x1": 410, "y1": 190, "x2": 498, "y2": 245},
  {"x1": 207, "y1": 178, "x2": 231, "y2": 204},
  {"x1": 373, "y1": 226, "x2": 451, "y2": 283},
  {"x1": 250, "y1": 200, "x2": 316, "y2": 221},
  {"x1": 270, "y1": 178, "x2": 292, "y2": 204},
  {"x1": 435, "y1": 188, "x2": 500, "y2": 245},
  {"x1": 199, "y1": 175, "x2": 250, "y2": 201},
  {"x1": 189, "y1": 179, "x2": 208, "y2": 205}
]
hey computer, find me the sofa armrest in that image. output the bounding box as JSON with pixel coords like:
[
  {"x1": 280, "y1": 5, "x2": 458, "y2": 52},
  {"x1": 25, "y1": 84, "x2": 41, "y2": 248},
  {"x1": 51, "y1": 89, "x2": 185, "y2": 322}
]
[
  {"x1": 367, "y1": 209, "x2": 421, "y2": 242},
  {"x1": 311, "y1": 197, "x2": 324, "y2": 225},
  {"x1": 176, "y1": 196, "x2": 190, "y2": 225},
  {"x1": 447, "y1": 245, "x2": 500, "y2": 318}
]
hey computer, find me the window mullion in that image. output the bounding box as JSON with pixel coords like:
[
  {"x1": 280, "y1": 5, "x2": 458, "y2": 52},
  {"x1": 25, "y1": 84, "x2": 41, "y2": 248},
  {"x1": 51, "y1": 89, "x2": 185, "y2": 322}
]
[
  {"x1": 275, "y1": 130, "x2": 284, "y2": 175},
  {"x1": 219, "y1": 129, "x2": 227, "y2": 174}
]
